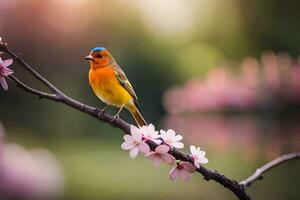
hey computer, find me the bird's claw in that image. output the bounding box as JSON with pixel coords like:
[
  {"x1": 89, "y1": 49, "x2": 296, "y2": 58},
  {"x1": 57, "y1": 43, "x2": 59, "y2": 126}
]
[
  {"x1": 94, "y1": 108, "x2": 105, "y2": 118},
  {"x1": 110, "y1": 114, "x2": 119, "y2": 125}
]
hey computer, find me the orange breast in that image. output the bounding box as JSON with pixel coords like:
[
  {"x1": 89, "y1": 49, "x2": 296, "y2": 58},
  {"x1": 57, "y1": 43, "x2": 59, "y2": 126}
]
[
  {"x1": 88, "y1": 66, "x2": 133, "y2": 107},
  {"x1": 89, "y1": 66, "x2": 115, "y2": 86}
]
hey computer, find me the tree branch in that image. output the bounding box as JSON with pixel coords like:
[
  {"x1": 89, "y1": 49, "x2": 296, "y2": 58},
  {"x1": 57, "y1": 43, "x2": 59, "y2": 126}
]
[
  {"x1": 8, "y1": 75, "x2": 58, "y2": 100},
  {"x1": 0, "y1": 43, "x2": 251, "y2": 200},
  {"x1": 1, "y1": 44, "x2": 62, "y2": 95},
  {"x1": 240, "y1": 152, "x2": 300, "y2": 187}
]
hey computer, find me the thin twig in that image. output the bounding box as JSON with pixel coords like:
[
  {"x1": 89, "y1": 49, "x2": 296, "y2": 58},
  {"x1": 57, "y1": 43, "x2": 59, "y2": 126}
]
[
  {"x1": 1, "y1": 44, "x2": 62, "y2": 95},
  {"x1": 240, "y1": 152, "x2": 300, "y2": 187},
  {"x1": 8, "y1": 75, "x2": 57, "y2": 100},
  {"x1": 0, "y1": 43, "x2": 251, "y2": 200}
]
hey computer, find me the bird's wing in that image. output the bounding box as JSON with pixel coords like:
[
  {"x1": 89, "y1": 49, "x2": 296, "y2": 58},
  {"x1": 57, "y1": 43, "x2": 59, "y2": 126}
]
[{"x1": 113, "y1": 64, "x2": 139, "y2": 102}]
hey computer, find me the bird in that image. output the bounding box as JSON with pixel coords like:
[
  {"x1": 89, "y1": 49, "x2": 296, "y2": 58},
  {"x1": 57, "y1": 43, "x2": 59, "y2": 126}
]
[{"x1": 85, "y1": 47, "x2": 147, "y2": 127}]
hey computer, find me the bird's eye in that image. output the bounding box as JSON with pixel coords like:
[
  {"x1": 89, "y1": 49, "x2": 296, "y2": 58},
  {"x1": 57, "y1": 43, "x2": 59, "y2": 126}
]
[{"x1": 96, "y1": 54, "x2": 103, "y2": 58}]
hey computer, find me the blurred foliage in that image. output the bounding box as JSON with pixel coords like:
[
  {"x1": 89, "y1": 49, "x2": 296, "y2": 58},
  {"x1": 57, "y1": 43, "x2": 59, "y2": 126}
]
[{"x1": 1, "y1": 0, "x2": 300, "y2": 134}]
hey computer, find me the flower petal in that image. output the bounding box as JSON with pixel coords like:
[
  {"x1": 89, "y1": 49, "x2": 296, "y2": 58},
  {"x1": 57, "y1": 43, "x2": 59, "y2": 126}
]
[
  {"x1": 137, "y1": 142, "x2": 150, "y2": 154},
  {"x1": 182, "y1": 162, "x2": 196, "y2": 173},
  {"x1": 129, "y1": 147, "x2": 139, "y2": 158},
  {"x1": 132, "y1": 131, "x2": 142, "y2": 142},
  {"x1": 0, "y1": 66, "x2": 14, "y2": 76},
  {"x1": 179, "y1": 170, "x2": 190, "y2": 181},
  {"x1": 162, "y1": 154, "x2": 175, "y2": 165},
  {"x1": 152, "y1": 131, "x2": 160, "y2": 138},
  {"x1": 121, "y1": 142, "x2": 134, "y2": 150},
  {"x1": 174, "y1": 134, "x2": 183, "y2": 141},
  {"x1": 153, "y1": 157, "x2": 162, "y2": 167},
  {"x1": 194, "y1": 161, "x2": 200, "y2": 168},
  {"x1": 130, "y1": 125, "x2": 139, "y2": 135},
  {"x1": 172, "y1": 142, "x2": 184, "y2": 149},
  {"x1": 139, "y1": 126, "x2": 148, "y2": 136},
  {"x1": 123, "y1": 135, "x2": 134, "y2": 142},
  {"x1": 160, "y1": 130, "x2": 167, "y2": 141},
  {"x1": 148, "y1": 124, "x2": 155, "y2": 132},
  {"x1": 141, "y1": 124, "x2": 160, "y2": 140},
  {"x1": 145, "y1": 152, "x2": 156, "y2": 159},
  {"x1": 190, "y1": 145, "x2": 197, "y2": 154},
  {"x1": 199, "y1": 157, "x2": 209, "y2": 164},
  {"x1": 167, "y1": 129, "x2": 176, "y2": 138},
  {"x1": 197, "y1": 150, "x2": 206, "y2": 157},
  {"x1": 152, "y1": 139, "x2": 162, "y2": 145},
  {"x1": 148, "y1": 131, "x2": 160, "y2": 139},
  {"x1": 169, "y1": 168, "x2": 179, "y2": 181},
  {"x1": 1, "y1": 59, "x2": 13, "y2": 67},
  {"x1": 0, "y1": 76, "x2": 8, "y2": 91},
  {"x1": 155, "y1": 145, "x2": 170, "y2": 154}
]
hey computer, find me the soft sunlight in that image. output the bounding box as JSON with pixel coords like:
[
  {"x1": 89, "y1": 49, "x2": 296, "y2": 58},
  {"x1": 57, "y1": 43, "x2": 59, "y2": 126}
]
[{"x1": 133, "y1": 0, "x2": 194, "y2": 36}]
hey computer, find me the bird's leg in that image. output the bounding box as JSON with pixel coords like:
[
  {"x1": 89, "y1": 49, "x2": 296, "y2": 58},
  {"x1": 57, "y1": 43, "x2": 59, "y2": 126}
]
[
  {"x1": 94, "y1": 105, "x2": 109, "y2": 118},
  {"x1": 110, "y1": 105, "x2": 124, "y2": 124}
]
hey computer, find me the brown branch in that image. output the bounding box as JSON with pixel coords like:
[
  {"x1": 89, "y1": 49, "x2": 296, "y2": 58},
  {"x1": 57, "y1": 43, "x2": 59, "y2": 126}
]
[
  {"x1": 240, "y1": 152, "x2": 300, "y2": 187},
  {"x1": 1, "y1": 44, "x2": 62, "y2": 95},
  {"x1": 8, "y1": 75, "x2": 58, "y2": 100},
  {"x1": 0, "y1": 43, "x2": 251, "y2": 200}
]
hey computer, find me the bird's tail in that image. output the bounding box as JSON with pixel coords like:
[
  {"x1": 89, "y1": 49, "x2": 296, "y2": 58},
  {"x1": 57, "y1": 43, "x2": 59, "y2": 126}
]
[{"x1": 128, "y1": 105, "x2": 147, "y2": 127}]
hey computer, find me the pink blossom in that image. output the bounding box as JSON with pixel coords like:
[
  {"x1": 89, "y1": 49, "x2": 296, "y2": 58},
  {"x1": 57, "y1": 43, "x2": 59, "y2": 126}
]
[
  {"x1": 0, "y1": 57, "x2": 14, "y2": 91},
  {"x1": 160, "y1": 129, "x2": 184, "y2": 149},
  {"x1": 140, "y1": 124, "x2": 162, "y2": 144},
  {"x1": 0, "y1": 143, "x2": 64, "y2": 199},
  {"x1": 190, "y1": 145, "x2": 208, "y2": 168},
  {"x1": 121, "y1": 125, "x2": 150, "y2": 158},
  {"x1": 169, "y1": 162, "x2": 196, "y2": 181},
  {"x1": 0, "y1": 37, "x2": 3, "y2": 55},
  {"x1": 145, "y1": 145, "x2": 175, "y2": 167}
]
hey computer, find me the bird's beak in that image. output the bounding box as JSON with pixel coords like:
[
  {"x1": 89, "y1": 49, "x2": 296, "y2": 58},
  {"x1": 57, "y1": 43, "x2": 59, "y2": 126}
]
[{"x1": 85, "y1": 55, "x2": 94, "y2": 60}]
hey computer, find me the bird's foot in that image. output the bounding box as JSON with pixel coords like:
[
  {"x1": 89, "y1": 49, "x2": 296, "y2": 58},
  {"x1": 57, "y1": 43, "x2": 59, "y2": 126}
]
[
  {"x1": 94, "y1": 108, "x2": 105, "y2": 118},
  {"x1": 110, "y1": 114, "x2": 120, "y2": 125}
]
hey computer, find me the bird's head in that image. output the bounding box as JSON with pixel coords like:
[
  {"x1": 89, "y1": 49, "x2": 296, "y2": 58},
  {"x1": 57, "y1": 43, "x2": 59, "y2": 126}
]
[{"x1": 85, "y1": 47, "x2": 114, "y2": 67}]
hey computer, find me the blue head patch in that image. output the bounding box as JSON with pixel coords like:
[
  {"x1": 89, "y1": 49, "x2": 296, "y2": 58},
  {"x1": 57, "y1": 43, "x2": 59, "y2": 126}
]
[{"x1": 92, "y1": 47, "x2": 106, "y2": 53}]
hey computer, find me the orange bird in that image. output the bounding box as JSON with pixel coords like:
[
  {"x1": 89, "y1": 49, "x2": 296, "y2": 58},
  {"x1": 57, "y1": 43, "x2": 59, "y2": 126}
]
[{"x1": 85, "y1": 47, "x2": 147, "y2": 127}]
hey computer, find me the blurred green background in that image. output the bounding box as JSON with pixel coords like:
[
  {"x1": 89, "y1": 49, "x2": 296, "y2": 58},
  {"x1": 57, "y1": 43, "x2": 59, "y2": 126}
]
[{"x1": 0, "y1": 0, "x2": 300, "y2": 199}]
